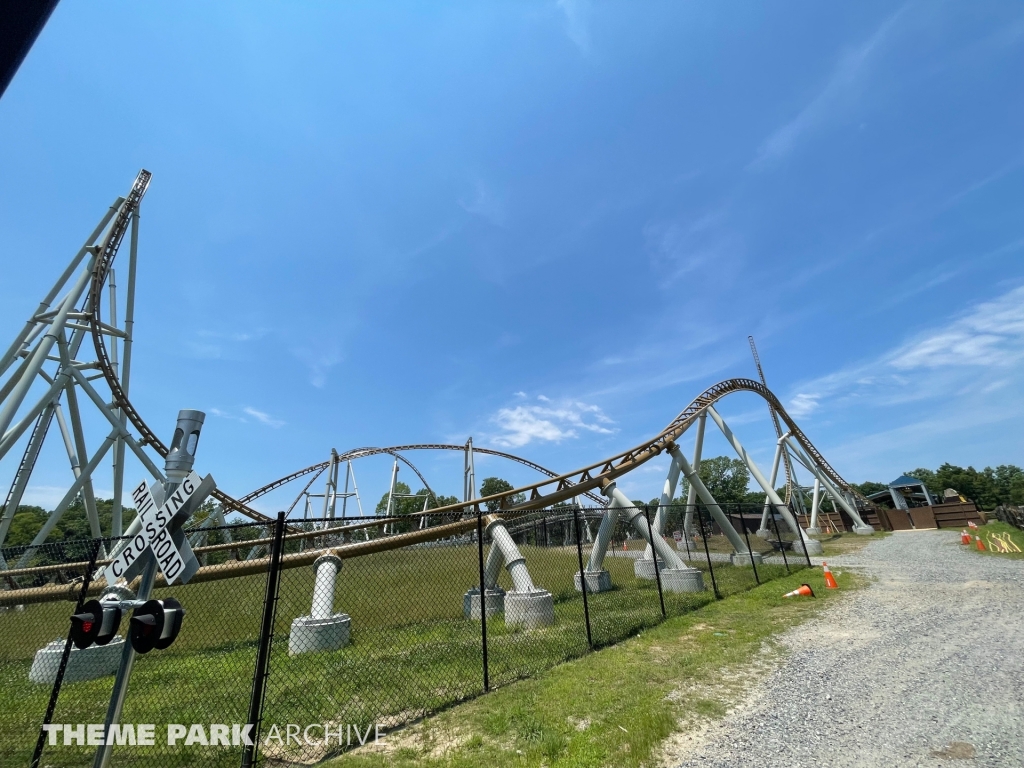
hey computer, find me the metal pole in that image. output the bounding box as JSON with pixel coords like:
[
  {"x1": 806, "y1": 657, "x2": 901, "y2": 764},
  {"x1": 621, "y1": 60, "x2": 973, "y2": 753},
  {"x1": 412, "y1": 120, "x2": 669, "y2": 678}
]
[
  {"x1": 644, "y1": 504, "x2": 666, "y2": 618},
  {"x1": 94, "y1": 410, "x2": 204, "y2": 768},
  {"x1": 770, "y1": 501, "x2": 791, "y2": 574},
  {"x1": 683, "y1": 413, "x2": 706, "y2": 535},
  {"x1": 694, "y1": 504, "x2": 720, "y2": 599},
  {"x1": 573, "y1": 506, "x2": 593, "y2": 649},
  {"x1": 475, "y1": 508, "x2": 489, "y2": 692},
  {"x1": 738, "y1": 505, "x2": 761, "y2": 585},
  {"x1": 31, "y1": 537, "x2": 102, "y2": 768},
  {"x1": 241, "y1": 511, "x2": 286, "y2": 768}
]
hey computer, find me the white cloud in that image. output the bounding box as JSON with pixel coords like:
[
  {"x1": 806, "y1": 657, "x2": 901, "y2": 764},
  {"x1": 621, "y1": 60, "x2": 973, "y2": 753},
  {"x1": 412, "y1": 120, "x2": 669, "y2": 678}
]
[
  {"x1": 787, "y1": 284, "x2": 1024, "y2": 417},
  {"x1": 557, "y1": 0, "x2": 591, "y2": 54},
  {"x1": 293, "y1": 348, "x2": 341, "y2": 388},
  {"x1": 243, "y1": 407, "x2": 285, "y2": 428},
  {"x1": 458, "y1": 180, "x2": 507, "y2": 227},
  {"x1": 788, "y1": 393, "x2": 821, "y2": 418},
  {"x1": 643, "y1": 206, "x2": 742, "y2": 288},
  {"x1": 489, "y1": 398, "x2": 616, "y2": 448},
  {"x1": 751, "y1": 4, "x2": 908, "y2": 167}
]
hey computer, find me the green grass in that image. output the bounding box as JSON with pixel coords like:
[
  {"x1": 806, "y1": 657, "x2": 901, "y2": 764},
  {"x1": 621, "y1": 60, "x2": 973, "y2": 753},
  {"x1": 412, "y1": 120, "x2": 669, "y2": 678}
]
[
  {"x1": 968, "y1": 521, "x2": 1024, "y2": 558},
  {"x1": 324, "y1": 567, "x2": 863, "y2": 768},
  {"x1": 0, "y1": 538, "x2": 820, "y2": 767}
]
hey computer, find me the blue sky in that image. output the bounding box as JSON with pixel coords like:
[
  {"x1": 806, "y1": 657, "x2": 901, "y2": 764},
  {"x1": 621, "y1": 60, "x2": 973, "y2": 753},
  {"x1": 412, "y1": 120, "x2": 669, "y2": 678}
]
[{"x1": 1, "y1": 1, "x2": 1022, "y2": 514}]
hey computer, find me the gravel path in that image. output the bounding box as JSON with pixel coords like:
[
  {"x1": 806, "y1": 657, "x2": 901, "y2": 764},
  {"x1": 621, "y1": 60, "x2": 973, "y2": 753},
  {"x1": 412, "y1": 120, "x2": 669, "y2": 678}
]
[{"x1": 673, "y1": 530, "x2": 1024, "y2": 768}]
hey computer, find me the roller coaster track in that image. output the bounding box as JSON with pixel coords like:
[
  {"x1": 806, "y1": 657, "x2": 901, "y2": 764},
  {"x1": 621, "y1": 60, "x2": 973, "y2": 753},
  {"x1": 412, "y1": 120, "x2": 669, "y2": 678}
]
[
  {"x1": 86, "y1": 171, "x2": 270, "y2": 523},
  {"x1": 85, "y1": 172, "x2": 866, "y2": 533}
]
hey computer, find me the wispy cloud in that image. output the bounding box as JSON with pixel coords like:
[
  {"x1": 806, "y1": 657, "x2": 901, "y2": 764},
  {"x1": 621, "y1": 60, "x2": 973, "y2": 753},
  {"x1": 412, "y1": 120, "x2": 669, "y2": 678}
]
[
  {"x1": 643, "y1": 206, "x2": 742, "y2": 288},
  {"x1": 489, "y1": 395, "x2": 616, "y2": 448},
  {"x1": 750, "y1": 4, "x2": 908, "y2": 168},
  {"x1": 458, "y1": 180, "x2": 507, "y2": 227},
  {"x1": 787, "y1": 284, "x2": 1024, "y2": 417},
  {"x1": 243, "y1": 407, "x2": 286, "y2": 428},
  {"x1": 557, "y1": 0, "x2": 592, "y2": 54},
  {"x1": 293, "y1": 348, "x2": 342, "y2": 388},
  {"x1": 208, "y1": 406, "x2": 286, "y2": 428}
]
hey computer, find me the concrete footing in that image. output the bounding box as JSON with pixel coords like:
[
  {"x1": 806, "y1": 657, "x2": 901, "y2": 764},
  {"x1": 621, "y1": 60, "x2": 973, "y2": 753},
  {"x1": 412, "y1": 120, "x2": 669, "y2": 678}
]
[
  {"x1": 463, "y1": 587, "x2": 506, "y2": 619},
  {"x1": 288, "y1": 614, "x2": 351, "y2": 655},
  {"x1": 805, "y1": 527, "x2": 822, "y2": 535},
  {"x1": 574, "y1": 569, "x2": 612, "y2": 593},
  {"x1": 504, "y1": 589, "x2": 555, "y2": 629},
  {"x1": 853, "y1": 525, "x2": 874, "y2": 536},
  {"x1": 29, "y1": 637, "x2": 124, "y2": 684},
  {"x1": 633, "y1": 558, "x2": 665, "y2": 580},
  {"x1": 797, "y1": 538, "x2": 824, "y2": 556},
  {"x1": 657, "y1": 568, "x2": 705, "y2": 593},
  {"x1": 755, "y1": 528, "x2": 772, "y2": 539},
  {"x1": 730, "y1": 551, "x2": 764, "y2": 566}
]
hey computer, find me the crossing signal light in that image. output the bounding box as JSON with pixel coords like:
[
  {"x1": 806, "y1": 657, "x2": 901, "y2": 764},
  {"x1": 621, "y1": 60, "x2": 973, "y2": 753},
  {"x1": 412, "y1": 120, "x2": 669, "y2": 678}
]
[
  {"x1": 129, "y1": 597, "x2": 185, "y2": 653},
  {"x1": 69, "y1": 599, "x2": 122, "y2": 649}
]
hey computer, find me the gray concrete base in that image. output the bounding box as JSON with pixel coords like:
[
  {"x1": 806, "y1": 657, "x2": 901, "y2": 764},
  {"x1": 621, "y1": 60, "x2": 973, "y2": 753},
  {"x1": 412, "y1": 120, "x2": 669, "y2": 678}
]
[
  {"x1": 463, "y1": 587, "x2": 506, "y2": 619},
  {"x1": 756, "y1": 528, "x2": 772, "y2": 539},
  {"x1": 676, "y1": 538, "x2": 698, "y2": 552},
  {"x1": 730, "y1": 551, "x2": 765, "y2": 566},
  {"x1": 854, "y1": 525, "x2": 875, "y2": 536},
  {"x1": 633, "y1": 558, "x2": 665, "y2": 580},
  {"x1": 288, "y1": 613, "x2": 351, "y2": 655},
  {"x1": 29, "y1": 637, "x2": 124, "y2": 684},
  {"x1": 805, "y1": 527, "x2": 822, "y2": 535},
  {"x1": 798, "y1": 538, "x2": 824, "y2": 556},
  {"x1": 574, "y1": 569, "x2": 612, "y2": 593},
  {"x1": 657, "y1": 568, "x2": 706, "y2": 593},
  {"x1": 504, "y1": 589, "x2": 555, "y2": 629}
]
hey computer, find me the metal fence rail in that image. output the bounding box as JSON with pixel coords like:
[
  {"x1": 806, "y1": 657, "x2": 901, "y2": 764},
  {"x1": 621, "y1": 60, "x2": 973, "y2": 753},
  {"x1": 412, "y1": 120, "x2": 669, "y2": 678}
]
[{"x1": 0, "y1": 503, "x2": 808, "y2": 767}]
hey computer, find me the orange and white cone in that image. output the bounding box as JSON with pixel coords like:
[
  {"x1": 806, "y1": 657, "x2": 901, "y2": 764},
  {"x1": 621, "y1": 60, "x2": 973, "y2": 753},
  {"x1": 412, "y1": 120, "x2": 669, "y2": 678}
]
[
  {"x1": 783, "y1": 583, "x2": 815, "y2": 598},
  {"x1": 975, "y1": 535, "x2": 986, "y2": 552},
  {"x1": 960, "y1": 530, "x2": 971, "y2": 545},
  {"x1": 822, "y1": 561, "x2": 838, "y2": 589}
]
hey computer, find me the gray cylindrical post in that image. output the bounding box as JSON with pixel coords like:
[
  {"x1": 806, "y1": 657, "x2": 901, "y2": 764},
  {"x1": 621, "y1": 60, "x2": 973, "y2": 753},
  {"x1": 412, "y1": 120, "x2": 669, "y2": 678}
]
[{"x1": 95, "y1": 409, "x2": 204, "y2": 768}]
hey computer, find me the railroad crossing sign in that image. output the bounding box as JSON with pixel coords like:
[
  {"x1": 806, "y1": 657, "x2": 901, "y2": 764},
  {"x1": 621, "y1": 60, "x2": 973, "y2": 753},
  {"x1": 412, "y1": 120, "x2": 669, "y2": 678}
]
[{"x1": 104, "y1": 471, "x2": 216, "y2": 586}]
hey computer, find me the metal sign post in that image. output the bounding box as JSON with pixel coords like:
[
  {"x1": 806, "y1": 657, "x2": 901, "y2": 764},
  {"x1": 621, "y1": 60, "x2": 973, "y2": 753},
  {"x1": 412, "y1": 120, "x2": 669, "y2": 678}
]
[{"x1": 93, "y1": 410, "x2": 215, "y2": 768}]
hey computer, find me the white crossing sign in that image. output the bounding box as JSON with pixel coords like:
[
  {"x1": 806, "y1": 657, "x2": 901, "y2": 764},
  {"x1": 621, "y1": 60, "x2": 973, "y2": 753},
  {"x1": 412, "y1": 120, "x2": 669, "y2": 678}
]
[
  {"x1": 672, "y1": 530, "x2": 682, "y2": 542},
  {"x1": 104, "y1": 471, "x2": 212, "y2": 586}
]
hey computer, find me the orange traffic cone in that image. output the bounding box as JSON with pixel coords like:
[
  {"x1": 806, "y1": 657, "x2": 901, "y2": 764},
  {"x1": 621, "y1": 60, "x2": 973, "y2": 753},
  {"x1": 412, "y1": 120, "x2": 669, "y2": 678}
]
[
  {"x1": 822, "y1": 562, "x2": 838, "y2": 589},
  {"x1": 975, "y1": 535, "x2": 986, "y2": 552},
  {"x1": 968, "y1": 521, "x2": 978, "y2": 530},
  {"x1": 960, "y1": 530, "x2": 971, "y2": 545},
  {"x1": 783, "y1": 584, "x2": 815, "y2": 598}
]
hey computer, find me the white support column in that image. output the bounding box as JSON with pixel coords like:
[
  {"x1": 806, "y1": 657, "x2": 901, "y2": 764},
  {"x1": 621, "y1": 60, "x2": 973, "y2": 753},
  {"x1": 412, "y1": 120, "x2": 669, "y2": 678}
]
[
  {"x1": 289, "y1": 554, "x2": 351, "y2": 655},
  {"x1": 784, "y1": 438, "x2": 873, "y2": 533},
  {"x1": 808, "y1": 477, "x2": 822, "y2": 534},
  {"x1": 682, "y1": 412, "x2": 706, "y2": 536},
  {"x1": 757, "y1": 431, "x2": 792, "y2": 540},
  {"x1": 669, "y1": 445, "x2": 759, "y2": 564},
  {"x1": 603, "y1": 482, "x2": 705, "y2": 592},
  {"x1": 706, "y1": 406, "x2": 823, "y2": 555}
]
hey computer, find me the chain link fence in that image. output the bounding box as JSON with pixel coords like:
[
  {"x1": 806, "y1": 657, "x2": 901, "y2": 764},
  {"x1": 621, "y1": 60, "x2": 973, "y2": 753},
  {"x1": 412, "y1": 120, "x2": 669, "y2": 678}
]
[{"x1": 0, "y1": 503, "x2": 809, "y2": 767}]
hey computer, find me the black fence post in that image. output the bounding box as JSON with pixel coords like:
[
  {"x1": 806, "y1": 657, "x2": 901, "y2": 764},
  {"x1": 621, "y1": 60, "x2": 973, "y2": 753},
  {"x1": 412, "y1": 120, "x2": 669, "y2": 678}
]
[
  {"x1": 31, "y1": 537, "x2": 103, "y2": 768},
  {"x1": 739, "y1": 505, "x2": 761, "y2": 585},
  {"x1": 475, "y1": 508, "x2": 489, "y2": 693},
  {"x1": 770, "y1": 504, "x2": 791, "y2": 574},
  {"x1": 643, "y1": 504, "x2": 666, "y2": 618},
  {"x1": 572, "y1": 506, "x2": 593, "y2": 649},
  {"x1": 796, "y1": 507, "x2": 813, "y2": 567},
  {"x1": 241, "y1": 511, "x2": 286, "y2": 768},
  {"x1": 695, "y1": 504, "x2": 720, "y2": 599}
]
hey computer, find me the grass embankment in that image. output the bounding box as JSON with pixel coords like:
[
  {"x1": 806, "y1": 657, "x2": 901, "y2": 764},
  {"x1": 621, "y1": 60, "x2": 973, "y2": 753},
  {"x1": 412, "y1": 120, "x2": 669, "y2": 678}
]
[
  {"x1": 0, "y1": 542, "x2": 791, "y2": 767},
  {"x1": 970, "y1": 521, "x2": 1024, "y2": 559},
  {"x1": 327, "y1": 567, "x2": 864, "y2": 768}
]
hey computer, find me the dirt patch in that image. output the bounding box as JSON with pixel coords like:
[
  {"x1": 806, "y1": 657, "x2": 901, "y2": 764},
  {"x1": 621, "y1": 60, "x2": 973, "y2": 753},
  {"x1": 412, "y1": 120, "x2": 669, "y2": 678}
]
[{"x1": 930, "y1": 741, "x2": 976, "y2": 759}]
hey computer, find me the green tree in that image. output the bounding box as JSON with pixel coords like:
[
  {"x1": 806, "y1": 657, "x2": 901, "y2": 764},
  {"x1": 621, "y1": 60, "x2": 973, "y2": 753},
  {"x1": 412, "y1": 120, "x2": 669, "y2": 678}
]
[
  {"x1": 479, "y1": 477, "x2": 525, "y2": 511},
  {"x1": 679, "y1": 456, "x2": 751, "y2": 506},
  {"x1": 854, "y1": 481, "x2": 889, "y2": 497}
]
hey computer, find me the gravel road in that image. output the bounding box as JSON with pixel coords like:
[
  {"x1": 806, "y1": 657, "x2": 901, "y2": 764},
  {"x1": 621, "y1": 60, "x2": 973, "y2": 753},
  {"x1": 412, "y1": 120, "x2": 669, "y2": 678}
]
[{"x1": 672, "y1": 530, "x2": 1024, "y2": 768}]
